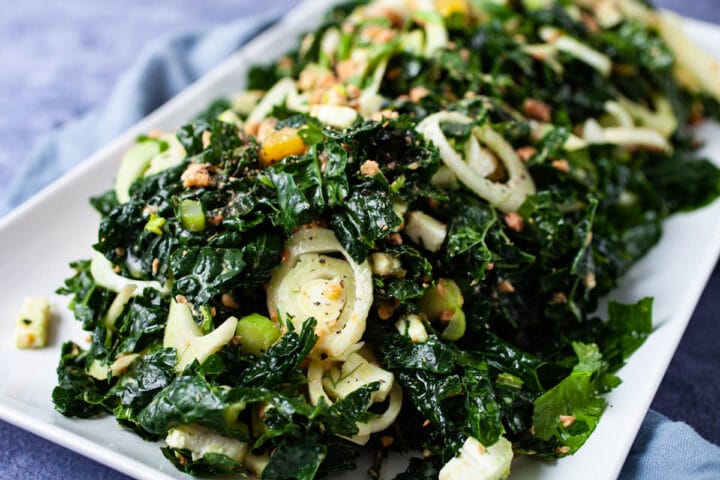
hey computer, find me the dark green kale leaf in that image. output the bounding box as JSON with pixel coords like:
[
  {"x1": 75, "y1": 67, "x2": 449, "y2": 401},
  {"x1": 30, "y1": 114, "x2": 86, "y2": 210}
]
[
  {"x1": 444, "y1": 197, "x2": 500, "y2": 283},
  {"x1": 170, "y1": 247, "x2": 246, "y2": 305},
  {"x1": 462, "y1": 363, "x2": 504, "y2": 446},
  {"x1": 240, "y1": 318, "x2": 318, "y2": 388},
  {"x1": 382, "y1": 334, "x2": 456, "y2": 374},
  {"x1": 599, "y1": 22, "x2": 674, "y2": 71},
  {"x1": 262, "y1": 438, "x2": 327, "y2": 480},
  {"x1": 115, "y1": 291, "x2": 167, "y2": 354},
  {"x1": 162, "y1": 448, "x2": 245, "y2": 476},
  {"x1": 137, "y1": 374, "x2": 248, "y2": 437},
  {"x1": 266, "y1": 156, "x2": 323, "y2": 232},
  {"x1": 531, "y1": 342, "x2": 608, "y2": 457},
  {"x1": 396, "y1": 370, "x2": 465, "y2": 460},
  {"x1": 331, "y1": 178, "x2": 402, "y2": 262},
  {"x1": 375, "y1": 245, "x2": 432, "y2": 303},
  {"x1": 56, "y1": 260, "x2": 115, "y2": 331},
  {"x1": 320, "y1": 141, "x2": 350, "y2": 206},
  {"x1": 110, "y1": 347, "x2": 177, "y2": 418},
  {"x1": 52, "y1": 342, "x2": 110, "y2": 418},
  {"x1": 393, "y1": 457, "x2": 441, "y2": 480},
  {"x1": 319, "y1": 383, "x2": 380, "y2": 437},
  {"x1": 598, "y1": 297, "x2": 653, "y2": 372},
  {"x1": 644, "y1": 155, "x2": 720, "y2": 214},
  {"x1": 90, "y1": 190, "x2": 119, "y2": 216}
]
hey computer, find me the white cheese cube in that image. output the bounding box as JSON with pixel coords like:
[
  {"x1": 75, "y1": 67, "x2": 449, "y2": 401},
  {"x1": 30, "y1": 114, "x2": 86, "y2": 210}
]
[{"x1": 15, "y1": 297, "x2": 51, "y2": 349}]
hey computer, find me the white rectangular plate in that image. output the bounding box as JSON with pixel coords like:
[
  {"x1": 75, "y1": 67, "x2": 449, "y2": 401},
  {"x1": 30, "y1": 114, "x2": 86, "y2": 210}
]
[{"x1": 1, "y1": 3, "x2": 719, "y2": 479}]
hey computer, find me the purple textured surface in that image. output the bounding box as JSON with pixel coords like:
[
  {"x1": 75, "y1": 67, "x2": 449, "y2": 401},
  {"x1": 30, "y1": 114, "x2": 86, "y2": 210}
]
[{"x1": 0, "y1": 1, "x2": 718, "y2": 479}]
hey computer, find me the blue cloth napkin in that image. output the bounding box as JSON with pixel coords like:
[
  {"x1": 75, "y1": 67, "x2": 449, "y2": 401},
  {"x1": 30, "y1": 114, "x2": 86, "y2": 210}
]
[{"x1": 1, "y1": 7, "x2": 719, "y2": 480}]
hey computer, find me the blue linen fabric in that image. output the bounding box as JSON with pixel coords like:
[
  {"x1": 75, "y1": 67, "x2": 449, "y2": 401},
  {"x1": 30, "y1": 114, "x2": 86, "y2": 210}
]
[{"x1": 1, "y1": 2, "x2": 719, "y2": 480}]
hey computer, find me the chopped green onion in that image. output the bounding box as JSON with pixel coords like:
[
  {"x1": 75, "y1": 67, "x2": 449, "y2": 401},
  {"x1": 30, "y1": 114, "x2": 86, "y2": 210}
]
[{"x1": 144, "y1": 214, "x2": 166, "y2": 235}]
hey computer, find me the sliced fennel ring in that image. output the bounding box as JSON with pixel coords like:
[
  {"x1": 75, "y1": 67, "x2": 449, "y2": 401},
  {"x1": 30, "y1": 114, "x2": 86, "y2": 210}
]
[
  {"x1": 266, "y1": 227, "x2": 373, "y2": 359},
  {"x1": 417, "y1": 111, "x2": 536, "y2": 212},
  {"x1": 307, "y1": 353, "x2": 403, "y2": 445}
]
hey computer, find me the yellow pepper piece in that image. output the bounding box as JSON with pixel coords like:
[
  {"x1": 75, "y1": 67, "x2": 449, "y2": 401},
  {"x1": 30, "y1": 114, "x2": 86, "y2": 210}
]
[
  {"x1": 435, "y1": 0, "x2": 468, "y2": 17},
  {"x1": 260, "y1": 128, "x2": 307, "y2": 166}
]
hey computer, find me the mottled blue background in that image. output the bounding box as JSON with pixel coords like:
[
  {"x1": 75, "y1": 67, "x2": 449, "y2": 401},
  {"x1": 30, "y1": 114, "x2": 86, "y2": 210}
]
[{"x1": 0, "y1": 1, "x2": 718, "y2": 479}]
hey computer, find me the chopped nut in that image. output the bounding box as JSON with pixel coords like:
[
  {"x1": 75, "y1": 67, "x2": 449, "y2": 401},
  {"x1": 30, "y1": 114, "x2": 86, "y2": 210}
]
[
  {"x1": 516, "y1": 146, "x2": 537, "y2": 162},
  {"x1": 208, "y1": 214, "x2": 224, "y2": 226},
  {"x1": 439, "y1": 309, "x2": 455, "y2": 324},
  {"x1": 559, "y1": 415, "x2": 576, "y2": 428},
  {"x1": 381, "y1": 436, "x2": 395, "y2": 448},
  {"x1": 498, "y1": 280, "x2": 515, "y2": 293},
  {"x1": 556, "y1": 446, "x2": 571, "y2": 455},
  {"x1": 360, "y1": 160, "x2": 381, "y2": 177},
  {"x1": 422, "y1": 419, "x2": 431, "y2": 427},
  {"x1": 504, "y1": 212, "x2": 524, "y2": 232},
  {"x1": 584, "y1": 272, "x2": 597, "y2": 290},
  {"x1": 552, "y1": 159, "x2": 570, "y2": 173},
  {"x1": 370, "y1": 109, "x2": 399, "y2": 122},
  {"x1": 256, "y1": 118, "x2": 278, "y2": 143},
  {"x1": 386, "y1": 233, "x2": 403, "y2": 246},
  {"x1": 361, "y1": 24, "x2": 396, "y2": 44},
  {"x1": 552, "y1": 292, "x2": 568, "y2": 304},
  {"x1": 151, "y1": 258, "x2": 160, "y2": 275},
  {"x1": 523, "y1": 98, "x2": 553, "y2": 122},
  {"x1": 277, "y1": 56, "x2": 294, "y2": 70},
  {"x1": 175, "y1": 295, "x2": 188, "y2": 305},
  {"x1": 201, "y1": 130, "x2": 212, "y2": 148},
  {"x1": 580, "y1": 11, "x2": 600, "y2": 33},
  {"x1": 181, "y1": 163, "x2": 215, "y2": 188},
  {"x1": 336, "y1": 59, "x2": 365, "y2": 82},
  {"x1": 346, "y1": 83, "x2": 361, "y2": 100},
  {"x1": 297, "y1": 67, "x2": 319, "y2": 91},
  {"x1": 244, "y1": 119, "x2": 260, "y2": 137},
  {"x1": 486, "y1": 262, "x2": 495, "y2": 271},
  {"x1": 377, "y1": 300, "x2": 398, "y2": 320},
  {"x1": 222, "y1": 293, "x2": 240, "y2": 309},
  {"x1": 409, "y1": 86, "x2": 430, "y2": 103}
]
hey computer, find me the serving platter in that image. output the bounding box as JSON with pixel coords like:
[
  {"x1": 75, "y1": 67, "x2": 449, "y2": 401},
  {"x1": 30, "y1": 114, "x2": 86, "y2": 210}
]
[{"x1": 1, "y1": 2, "x2": 719, "y2": 479}]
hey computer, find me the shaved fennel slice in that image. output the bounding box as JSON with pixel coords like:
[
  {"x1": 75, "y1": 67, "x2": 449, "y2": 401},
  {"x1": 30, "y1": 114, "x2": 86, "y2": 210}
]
[
  {"x1": 246, "y1": 77, "x2": 307, "y2": 124},
  {"x1": 583, "y1": 119, "x2": 671, "y2": 151},
  {"x1": 617, "y1": 95, "x2": 678, "y2": 138},
  {"x1": 90, "y1": 251, "x2": 169, "y2": 297},
  {"x1": 417, "y1": 112, "x2": 536, "y2": 212},
  {"x1": 266, "y1": 227, "x2": 373, "y2": 359},
  {"x1": 657, "y1": 11, "x2": 720, "y2": 102},
  {"x1": 539, "y1": 27, "x2": 612, "y2": 77},
  {"x1": 163, "y1": 301, "x2": 238, "y2": 372},
  {"x1": 307, "y1": 355, "x2": 402, "y2": 445}
]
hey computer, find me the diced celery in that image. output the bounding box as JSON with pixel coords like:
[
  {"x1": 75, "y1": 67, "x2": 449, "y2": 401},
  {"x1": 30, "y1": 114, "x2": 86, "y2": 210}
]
[
  {"x1": 235, "y1": 313, "x2": 281, "y2": 356},
  {"x1": 179, "y1": 199, "x2": 206, "y2": 232}
]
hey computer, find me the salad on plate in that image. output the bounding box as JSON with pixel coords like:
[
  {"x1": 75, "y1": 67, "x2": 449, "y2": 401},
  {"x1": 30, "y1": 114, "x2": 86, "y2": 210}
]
[{"x1": 51, "y1": 0, "x2": 720, "y2": 478}]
